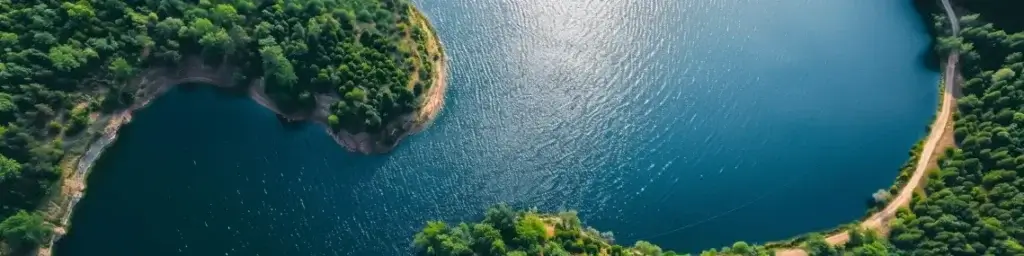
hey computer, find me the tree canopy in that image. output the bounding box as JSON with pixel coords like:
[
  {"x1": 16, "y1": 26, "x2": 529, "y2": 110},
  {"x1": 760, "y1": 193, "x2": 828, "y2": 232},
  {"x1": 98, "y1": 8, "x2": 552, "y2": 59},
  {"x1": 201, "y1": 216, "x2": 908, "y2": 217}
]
[
  {"x1": 787, "y1": 1, "x2": 1024, "y2": 255},
  {"x1": 413, "y1": 205, "x2": 773, "y2": 256},
  {"x1": 0, "y1": 0, "x2": 440, "y2": 252},
  {"x1": 416, "y1": 1, "x2": 1024, "y2": 255},
  {"x1": 884, "y1": 1, "x2": 1024, "y2": 255},
  {"x1": 0, "y1": 210, "x2": 51, "y2": 252}
]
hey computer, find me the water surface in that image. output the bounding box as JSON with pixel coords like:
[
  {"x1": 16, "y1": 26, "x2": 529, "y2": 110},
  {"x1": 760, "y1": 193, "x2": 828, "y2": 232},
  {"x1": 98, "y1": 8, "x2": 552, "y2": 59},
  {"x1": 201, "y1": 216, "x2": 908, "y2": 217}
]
[{"x1": 56, "y1": 0, "x2": 938, "y2": 254}]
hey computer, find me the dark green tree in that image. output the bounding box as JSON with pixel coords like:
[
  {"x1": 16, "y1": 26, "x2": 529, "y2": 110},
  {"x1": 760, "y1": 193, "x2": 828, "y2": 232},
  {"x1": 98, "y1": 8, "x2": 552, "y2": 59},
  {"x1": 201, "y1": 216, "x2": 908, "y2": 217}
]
[{"x1": 0, "y1": 211, "x2": 51, "y2": 252}]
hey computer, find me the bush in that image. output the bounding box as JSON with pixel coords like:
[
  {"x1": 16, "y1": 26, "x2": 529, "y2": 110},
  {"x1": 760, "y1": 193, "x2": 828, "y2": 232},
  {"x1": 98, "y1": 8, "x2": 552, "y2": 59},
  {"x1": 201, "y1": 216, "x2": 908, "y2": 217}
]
[
  {"x1": 0, "y1": 211, "x2": 52, "y2": 252},
  {"x1": 46, "y1": 121, "x2": 62, "y2": 134}
]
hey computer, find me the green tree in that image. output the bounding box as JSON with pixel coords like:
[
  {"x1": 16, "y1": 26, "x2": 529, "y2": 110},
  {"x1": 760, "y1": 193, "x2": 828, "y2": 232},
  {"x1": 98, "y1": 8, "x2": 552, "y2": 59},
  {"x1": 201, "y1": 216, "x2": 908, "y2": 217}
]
[
  {"x1": 108, "y1": 57, "x2": 135, "y2": 81},
  {"x1": 61, "y1": 1, "x2": 96, "y2": 21},
  {"x1": 936, "y1": 36, "x2": 966, "y2": 54},
  {"x1": 184, "y1": 17, "x2": 217, "y2": 38},
  {"x1": 513, "y1": 213, "x2": 546, "y2": 247},
  {"x1": 992, "y1": 67, "x2": 1016, "y2": 82},
  {"x1": 199, "y1": 28, "x2": 233, "y2": 53},
  {"x1": 155, "y1": 18, "x2": 185, "y2": 37},
  {"x1": 0, "y1": 211, "x2": 52, "y2": 251},
  {"x1": 469, "y1": 224, "x2": 505, "y2": 255},
  {"x1": 0, "y1": 93, "x2": 16, "y2": 120},
  {"x1": 0, "y1": 0, "x2": 444, "y2": 253},
  {"x1": 327, "y1": 115, "x2": 340, "y2": 130},
  {"x1": 0, "y1": 154, "x2": 22, "y2": 182},
  {"x1": 804, "y1": 234, "x2": 837, "y2": 256},
  {"x1": 484, "y1": 204, "x2": 517, "y2": 238},
  {"x1": 211, "y1": 4, "x2": 241, "y2": 25},
  {"x1": 260, "y1": 45, "x2": 297, "y2": 88},
  {"x1": 506, "y1": 251, "x2": 527, "y2": 256},
  {"x1": 0, "y1": 33, "x2": 18, "y2": 47},
  {"x1": 48, "y1": 45, "x2": 97, "y2": 71},
  {"x1": 634, "y1": 240, "x2": 663, "y2": 256}
]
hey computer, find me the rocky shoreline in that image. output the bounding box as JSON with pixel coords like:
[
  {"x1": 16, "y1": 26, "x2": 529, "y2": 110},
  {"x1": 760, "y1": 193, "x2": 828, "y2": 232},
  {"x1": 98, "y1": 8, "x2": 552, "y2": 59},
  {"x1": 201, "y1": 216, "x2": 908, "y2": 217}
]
[
  {"x1": 47, "y1": 55, "x2": 446, "y2": 252},
  {"x1": 45, "y1": 10, "x2": 448, "y2": 255}
]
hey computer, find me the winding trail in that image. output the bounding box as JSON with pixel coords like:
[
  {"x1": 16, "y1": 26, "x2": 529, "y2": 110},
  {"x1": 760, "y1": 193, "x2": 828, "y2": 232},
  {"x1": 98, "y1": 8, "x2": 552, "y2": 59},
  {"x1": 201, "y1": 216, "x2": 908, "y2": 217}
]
[
  {"x1": 857, "y1": 0, "x2": 959, "y2": 232},
  {"x1": 777, "y1": 1, "x2": 959, "y2": 255}
]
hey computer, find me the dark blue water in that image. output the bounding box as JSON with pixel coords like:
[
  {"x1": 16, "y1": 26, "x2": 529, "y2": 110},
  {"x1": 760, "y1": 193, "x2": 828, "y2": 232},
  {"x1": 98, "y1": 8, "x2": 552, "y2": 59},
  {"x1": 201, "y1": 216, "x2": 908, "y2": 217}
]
[{"x1": 55, "y1": 0, "x2": 938, "y2": 254}]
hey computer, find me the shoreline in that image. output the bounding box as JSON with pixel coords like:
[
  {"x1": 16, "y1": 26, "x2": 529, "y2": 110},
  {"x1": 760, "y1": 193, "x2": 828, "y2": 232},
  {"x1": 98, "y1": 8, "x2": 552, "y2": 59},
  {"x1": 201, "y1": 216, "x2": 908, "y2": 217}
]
[
  {"x1": 772, "y1": 60, "x2": 957, "y2": 255},
  {"x1": 43, "y1": 7, "x2": 447, "y2": 255},
  {"x1": 247, "y1": 7, "x2": 449, "y2": 154},
  {"x1": 773, "y1": 2, "x2": 960, "y2": 253}
]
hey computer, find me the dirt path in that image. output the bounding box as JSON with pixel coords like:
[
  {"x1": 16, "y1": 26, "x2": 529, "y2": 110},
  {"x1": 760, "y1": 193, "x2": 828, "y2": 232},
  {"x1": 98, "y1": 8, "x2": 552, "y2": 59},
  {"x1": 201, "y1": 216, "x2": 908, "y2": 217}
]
[
  {"x1": 860, "y1": 58, "x2": 957, "y2": 231},
  {"x1": 853, "y1": 0, "x2": 960, "y2": 236},
  {"x1": 410, "y1": 9, "x2": 448, "y2": 129},
  {"x1": 775, "y1": 2, "x2": 959, "y2": 255},
  {"x1": 775, "y1": 53, "x2": 960, "y2": 256}
]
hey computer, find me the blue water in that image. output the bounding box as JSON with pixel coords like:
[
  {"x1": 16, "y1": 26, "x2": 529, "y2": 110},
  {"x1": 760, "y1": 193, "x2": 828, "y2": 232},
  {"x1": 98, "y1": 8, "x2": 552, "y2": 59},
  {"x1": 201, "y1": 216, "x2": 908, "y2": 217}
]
[{"x1": 55, "y1": 0, "x2": 938, "y2": 254}]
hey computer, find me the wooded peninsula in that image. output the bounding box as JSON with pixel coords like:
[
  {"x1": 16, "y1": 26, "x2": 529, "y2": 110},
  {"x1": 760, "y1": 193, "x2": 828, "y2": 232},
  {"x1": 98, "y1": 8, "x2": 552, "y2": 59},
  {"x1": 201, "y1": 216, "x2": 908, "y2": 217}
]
[{"x1": 0, "y1": 0, "x2": 445, "y2": 254}]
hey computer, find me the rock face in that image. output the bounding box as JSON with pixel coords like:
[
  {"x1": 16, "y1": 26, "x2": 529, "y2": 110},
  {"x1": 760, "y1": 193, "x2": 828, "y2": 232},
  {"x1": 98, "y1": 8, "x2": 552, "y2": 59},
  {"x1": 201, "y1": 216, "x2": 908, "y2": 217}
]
[{"x1": 117, "y1": 31, "x2": 448, "y2": 155}]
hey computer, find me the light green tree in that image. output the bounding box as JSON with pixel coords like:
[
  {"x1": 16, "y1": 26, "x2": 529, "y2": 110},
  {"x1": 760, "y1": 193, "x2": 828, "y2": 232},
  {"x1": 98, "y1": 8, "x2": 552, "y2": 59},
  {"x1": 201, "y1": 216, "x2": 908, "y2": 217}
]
[
  {"x1": 0, "y1": 154, "x2": 21, "y2": 182},
  {"x1": 0, "y1": 211, "x2": 52, "y2": 251}
]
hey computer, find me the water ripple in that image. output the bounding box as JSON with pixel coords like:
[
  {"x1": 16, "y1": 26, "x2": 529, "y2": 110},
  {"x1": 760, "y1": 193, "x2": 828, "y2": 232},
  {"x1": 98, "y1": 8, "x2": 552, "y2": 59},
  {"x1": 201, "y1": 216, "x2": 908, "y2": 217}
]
[{"x1": 57, "y1": 0, "x2": 941, "y2": 255}]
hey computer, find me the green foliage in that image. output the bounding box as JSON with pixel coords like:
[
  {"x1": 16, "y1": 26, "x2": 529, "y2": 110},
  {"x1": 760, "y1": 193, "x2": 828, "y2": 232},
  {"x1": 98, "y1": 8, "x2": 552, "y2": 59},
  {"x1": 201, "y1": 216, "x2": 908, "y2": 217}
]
[
  {"x1": 936, "y1": 36, "x2": 973, "y2": 55},
  {"x1": 108, "y1": 57, "x2": 135, "y2": 81},
  {"x1": 47, "y1": 44, "x2": 98, "y2": 72},
  {"x1": 506, "y1": 251, "x2": 527, "y2": 256},
  {"x1": 415, "y1": 205, "x2": 602, "y2": 256},
  {"x1": 0, "y1": 1, "x2": 440, "y2": 253},
  {"x1": 415, "y1": 205, "x2": 772, "y2": 256},
  {"x1": 483, "y1": 203, "x2": 517, "y2": 239},
  {"x1": 0, "y1": 154, "x2": 21, "y2": 183},
  {"x1": 46, "y1": 121, "x2": 62, "y2": 134},
  {"x1": 242, "y1": 0, "x2": 439, "y2": 132},
  {"x1": 327, "y1": 115, "x2": 341, "y2": 131},
  {"x1": 66, "y1": 107, "x2": 90, "y2": 135},
  {"x1": 412, "y1": 221, "x2": 471, "y2": 256},
  {"x1": 0, "y1": 210, "x2": 51, "y2": 251},
  {"x1": 805, "y1": 235, "x2": 838, "y2": 256},
  {"x1": 788, "y1": 229, "x2": 896, "y2": 256},
  {"x1": 991, "y1": 67, "x2": 1016, "y2": 82},
  {"x1": 885, "y1": 2, "x2": 1024, "y2": 255},
  {"x1": 634, "y1": 240, "x2": 663, "y2": 256},
  {"x1": 513, "y1": 213, "x2": 547, "y2": 247},
  {"x1": 0, "y1": 93, "x2": 15, "y2": 121}
]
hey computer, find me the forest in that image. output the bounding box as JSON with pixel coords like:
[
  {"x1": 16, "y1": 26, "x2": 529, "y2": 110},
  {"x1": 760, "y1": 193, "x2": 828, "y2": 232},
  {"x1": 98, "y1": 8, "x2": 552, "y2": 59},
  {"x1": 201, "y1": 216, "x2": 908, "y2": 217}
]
[
  {"x1": 416, "y1": 0, "x2": 1024, "y2": 255},
  {"x1": 412, "y1": 205, "x2": 774, "y2": 256},
  {"x1": 0, "y1": 0, "x2": 437, "y2": 253},
  {"x1": 412, "y1": 205, "x2": 900, "y2": 256},
  {"x1": 767, "y1": 1, "x2": 1024, "y2": 255},
  {"x1": 886, "y1": 0, "x2": 1024, "y2": 255}
]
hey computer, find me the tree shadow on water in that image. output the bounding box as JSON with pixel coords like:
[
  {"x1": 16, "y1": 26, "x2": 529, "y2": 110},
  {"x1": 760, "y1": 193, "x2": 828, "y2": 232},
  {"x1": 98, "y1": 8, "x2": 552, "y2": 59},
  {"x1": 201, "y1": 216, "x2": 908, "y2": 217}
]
[{"x1": 284, "y1": 121, "x2": 393, "y2": 187}]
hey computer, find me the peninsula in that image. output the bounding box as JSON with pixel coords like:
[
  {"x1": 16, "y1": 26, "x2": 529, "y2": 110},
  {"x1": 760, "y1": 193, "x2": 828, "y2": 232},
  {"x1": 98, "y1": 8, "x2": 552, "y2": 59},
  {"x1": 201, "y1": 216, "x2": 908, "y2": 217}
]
[{"x1": 0, "y1": 0, "x2": 445, "y2": 254}]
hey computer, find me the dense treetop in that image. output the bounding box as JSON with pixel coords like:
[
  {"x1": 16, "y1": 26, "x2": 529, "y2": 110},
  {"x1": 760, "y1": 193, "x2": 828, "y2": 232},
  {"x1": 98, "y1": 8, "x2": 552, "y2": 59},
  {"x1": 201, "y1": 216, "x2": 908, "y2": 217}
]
[
  {"x1": 413, "y1": 205, "x2": 773, "y2": 256},
  {"x1": 0, "y1": 211, "x2": 50, "y2": 254},
  {"x1": 789, "y1": 1, "x2": 1024, "y2": 255},
  {"x1": 0, "y1": 0, "x2": 440, "y2": 252},
  {"x1": 887, "y1": 1, "x2": 1024, "y2": 255},
  {"x1": 796, "y1": 229, "x2": 898, "y2": 256}
]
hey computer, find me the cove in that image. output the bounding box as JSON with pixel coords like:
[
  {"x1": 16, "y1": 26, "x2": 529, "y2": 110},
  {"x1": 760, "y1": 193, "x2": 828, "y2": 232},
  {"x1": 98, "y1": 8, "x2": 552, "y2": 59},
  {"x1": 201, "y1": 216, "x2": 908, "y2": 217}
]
[{"x1": 55, "y1": 0, "x2": 939, "y2": 255}]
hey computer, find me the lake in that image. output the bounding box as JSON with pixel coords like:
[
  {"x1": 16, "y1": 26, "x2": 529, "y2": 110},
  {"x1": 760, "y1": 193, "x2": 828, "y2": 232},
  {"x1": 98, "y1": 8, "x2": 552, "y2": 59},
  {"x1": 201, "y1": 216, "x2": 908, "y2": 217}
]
[{"x1": 55, "y1": 0, "x2": 939, "y2": 254}]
